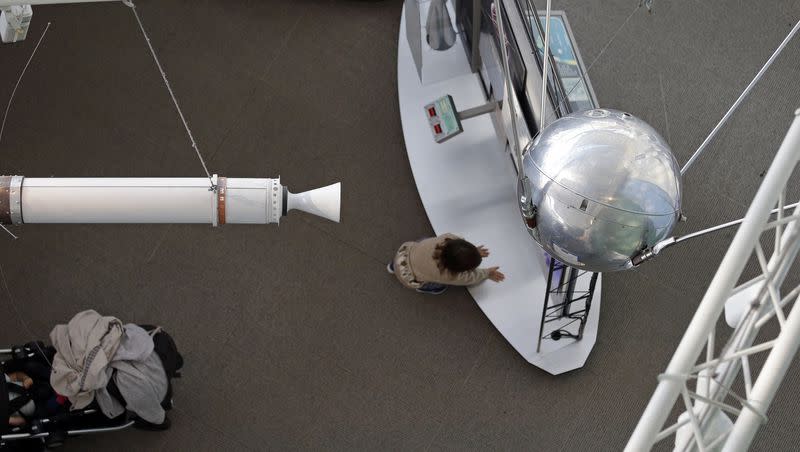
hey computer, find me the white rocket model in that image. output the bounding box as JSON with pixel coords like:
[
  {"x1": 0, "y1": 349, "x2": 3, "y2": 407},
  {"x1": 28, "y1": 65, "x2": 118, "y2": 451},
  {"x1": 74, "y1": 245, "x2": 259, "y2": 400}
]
[{"x1": 0, "y1": 175, "x2": 341, "y2": 226}]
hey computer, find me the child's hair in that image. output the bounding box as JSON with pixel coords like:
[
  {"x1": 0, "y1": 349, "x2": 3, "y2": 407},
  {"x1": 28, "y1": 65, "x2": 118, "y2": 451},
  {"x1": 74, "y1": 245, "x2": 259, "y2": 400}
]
[{"x1": 434, "y1": 238, "x2": 482, "y2": 273}]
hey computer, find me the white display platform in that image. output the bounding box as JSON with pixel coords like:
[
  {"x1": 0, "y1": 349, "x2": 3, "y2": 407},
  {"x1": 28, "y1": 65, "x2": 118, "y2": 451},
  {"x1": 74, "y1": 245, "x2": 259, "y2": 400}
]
[{"x1": 397, "y1": 6, "x2": 601, "y2": 375}]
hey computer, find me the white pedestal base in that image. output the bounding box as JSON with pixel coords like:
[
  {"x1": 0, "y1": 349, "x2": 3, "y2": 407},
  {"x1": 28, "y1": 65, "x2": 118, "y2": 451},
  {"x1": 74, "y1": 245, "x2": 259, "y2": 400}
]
[{"x1": 397, "y1": 5, "x2": 601, "y2": 375}]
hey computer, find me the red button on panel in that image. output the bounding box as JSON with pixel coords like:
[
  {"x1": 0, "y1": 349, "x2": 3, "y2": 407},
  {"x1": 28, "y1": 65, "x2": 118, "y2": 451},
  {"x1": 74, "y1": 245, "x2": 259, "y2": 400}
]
[
  {"x1": 428, "y1": 107, "x2": 436, "y2": 117},
  {"x1": 434, "y1": 124, "x2": 442, "y2": 134}
]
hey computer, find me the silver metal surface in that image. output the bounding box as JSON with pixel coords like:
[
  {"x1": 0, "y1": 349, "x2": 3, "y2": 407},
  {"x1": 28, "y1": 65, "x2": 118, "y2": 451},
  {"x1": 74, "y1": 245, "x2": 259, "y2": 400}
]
[
  {"x1": 9, "y1": 175, "x2": 22, "y2": 224},
  {"x1": 519, "y1": 108, "x2": 682, "y2": 272},
  {"x1": 0, "y1": 175, "x2": 14, "y2": 224},
  {"x1": 425, "y1": 0, "x2": 456, "y2": 51}
]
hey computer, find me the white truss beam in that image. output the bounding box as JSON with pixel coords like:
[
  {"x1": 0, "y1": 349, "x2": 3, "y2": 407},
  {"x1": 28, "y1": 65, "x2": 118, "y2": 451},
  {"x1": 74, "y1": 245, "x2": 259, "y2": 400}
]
[{"x1": 626, "y1": 109, "x2": 800, "y2": 451}]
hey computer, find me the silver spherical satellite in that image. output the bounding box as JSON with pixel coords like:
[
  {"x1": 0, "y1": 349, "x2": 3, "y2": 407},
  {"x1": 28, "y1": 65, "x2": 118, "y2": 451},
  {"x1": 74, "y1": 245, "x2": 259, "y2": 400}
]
[{"x1": 518, "y1": 109, "x2": 682, "y2": 272}]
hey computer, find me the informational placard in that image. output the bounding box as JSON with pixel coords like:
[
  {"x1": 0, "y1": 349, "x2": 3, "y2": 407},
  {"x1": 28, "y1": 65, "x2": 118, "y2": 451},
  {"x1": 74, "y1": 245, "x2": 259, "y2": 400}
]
[{"x1": 424, "y1": 95, "x2": 463, "y2": 143}]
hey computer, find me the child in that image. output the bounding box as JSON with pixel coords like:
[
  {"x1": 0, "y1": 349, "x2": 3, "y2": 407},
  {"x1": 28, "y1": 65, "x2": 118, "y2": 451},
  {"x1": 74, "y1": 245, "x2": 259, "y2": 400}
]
[
  {"x1": 388, "y1": 233, "x2": 505, "y2": 294},
  {"x1": 5, "y1": 371, "x2": 35, "y2": 426}
]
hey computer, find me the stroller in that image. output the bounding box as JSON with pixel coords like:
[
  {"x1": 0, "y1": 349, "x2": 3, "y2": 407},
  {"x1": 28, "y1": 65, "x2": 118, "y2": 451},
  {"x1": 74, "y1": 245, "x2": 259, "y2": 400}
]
[{"x1": 1, "y1": 325, "x2": 183, "y2": 450}]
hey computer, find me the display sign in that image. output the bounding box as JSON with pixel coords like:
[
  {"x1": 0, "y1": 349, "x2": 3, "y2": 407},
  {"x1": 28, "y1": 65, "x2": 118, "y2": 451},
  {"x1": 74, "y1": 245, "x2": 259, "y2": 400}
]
[{"x1": 424, "y1": 95, "x2": 463, "y2": 143}]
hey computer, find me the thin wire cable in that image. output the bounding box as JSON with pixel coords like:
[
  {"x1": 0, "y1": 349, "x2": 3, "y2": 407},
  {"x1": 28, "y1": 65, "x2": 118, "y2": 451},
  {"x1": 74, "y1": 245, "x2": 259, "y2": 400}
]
[
  {"x1": 0, "y1": 224, "x2": 18, "y2": 240},
  {"x1": 126, "y1": 2, "x2": 216, "y2": 190},
  {"x1": 0, "y1": 21, "x2": 51, "y2": 148},
  {"x1": 583, "y1": 3, "x2": 641, "y2": 76},
  {"x1": 0, "y1": 262, "x2": 51, "y2": 367},
  {"x1": 681, "y1": 19, "x2": 800, "y2": 175}
]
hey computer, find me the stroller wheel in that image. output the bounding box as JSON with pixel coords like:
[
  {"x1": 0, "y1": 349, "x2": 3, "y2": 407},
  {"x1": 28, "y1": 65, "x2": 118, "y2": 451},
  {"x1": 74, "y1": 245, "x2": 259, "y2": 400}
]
[{"x1": 45, "y1": 431, "x2": 66, "y2": 449}]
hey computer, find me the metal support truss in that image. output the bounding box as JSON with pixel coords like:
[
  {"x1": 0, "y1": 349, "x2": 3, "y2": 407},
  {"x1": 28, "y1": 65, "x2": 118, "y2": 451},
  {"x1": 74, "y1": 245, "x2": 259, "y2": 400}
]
[
  {"x1": 627, "y1": 109, "x2": 800, "y2": 452},
  {"x1": 537, "y1": 256, "x2": 598, "y2": 352}
]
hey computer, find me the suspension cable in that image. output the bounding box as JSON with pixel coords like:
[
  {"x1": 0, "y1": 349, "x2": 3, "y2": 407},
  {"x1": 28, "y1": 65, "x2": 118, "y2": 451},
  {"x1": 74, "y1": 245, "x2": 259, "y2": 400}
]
[{"x1": 125, "y1": 1, "x2": 216, "y2": 190}]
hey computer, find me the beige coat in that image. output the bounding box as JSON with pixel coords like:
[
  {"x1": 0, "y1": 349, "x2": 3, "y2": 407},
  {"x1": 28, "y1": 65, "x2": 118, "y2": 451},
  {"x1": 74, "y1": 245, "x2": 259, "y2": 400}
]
[
  {"x1": 50, "y1": 310, "x2": 124, "y2": 409},
  {"x1": 393, "y1": 233, "x2": 490, "y2": 288}
]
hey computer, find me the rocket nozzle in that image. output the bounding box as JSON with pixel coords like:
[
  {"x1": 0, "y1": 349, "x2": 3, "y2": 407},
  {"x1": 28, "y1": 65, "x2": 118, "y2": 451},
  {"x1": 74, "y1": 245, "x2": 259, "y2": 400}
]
[{"x1": 283, "y1": 182, "x2": 341, "y2": 223}]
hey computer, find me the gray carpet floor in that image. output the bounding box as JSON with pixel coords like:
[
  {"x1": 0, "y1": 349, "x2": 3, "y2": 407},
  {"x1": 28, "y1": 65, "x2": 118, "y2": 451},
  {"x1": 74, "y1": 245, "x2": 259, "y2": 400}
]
[{"x1": 0, "y1": 0, "x2": 799, "y2": 450}]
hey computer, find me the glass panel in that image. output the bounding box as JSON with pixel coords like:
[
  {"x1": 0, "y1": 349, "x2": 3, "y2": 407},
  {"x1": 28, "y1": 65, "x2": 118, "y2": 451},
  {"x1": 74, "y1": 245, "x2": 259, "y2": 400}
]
[
  {"x1": 531, "y1": 15, "x2": 594, "y2": 112},
  {"x1": 513, "y1": 0, "x2": 570, "y2": 118},
  {"x1": 513, "y1": 0, "x2": 597, "y2": 116}
]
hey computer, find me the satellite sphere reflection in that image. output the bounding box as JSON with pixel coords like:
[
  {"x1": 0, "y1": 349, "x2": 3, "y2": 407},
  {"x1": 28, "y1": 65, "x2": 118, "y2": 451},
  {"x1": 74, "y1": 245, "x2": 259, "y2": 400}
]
[{"x1": 519, "y1": 109, "x2": 682, "y2": 272}]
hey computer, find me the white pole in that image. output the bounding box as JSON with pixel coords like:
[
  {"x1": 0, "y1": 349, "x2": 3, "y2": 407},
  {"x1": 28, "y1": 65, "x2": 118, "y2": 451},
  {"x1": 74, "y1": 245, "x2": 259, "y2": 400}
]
[{"x1": 626, "y1": 109, "x2": 800, "y2": 451}]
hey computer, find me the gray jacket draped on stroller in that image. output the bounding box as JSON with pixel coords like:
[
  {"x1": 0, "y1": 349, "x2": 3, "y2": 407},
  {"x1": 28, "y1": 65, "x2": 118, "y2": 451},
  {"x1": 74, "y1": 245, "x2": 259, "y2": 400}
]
[{"x1": 50, "y1": 310, "x2": 168, "y2": 425}]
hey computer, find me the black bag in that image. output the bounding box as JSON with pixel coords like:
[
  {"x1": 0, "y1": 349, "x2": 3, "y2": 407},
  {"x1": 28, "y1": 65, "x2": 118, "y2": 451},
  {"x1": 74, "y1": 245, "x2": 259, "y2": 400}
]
[
  {"x1": 149, "y1": 328, "x2": 183, "y2": 380},
  {"x1": 139, "y1": 325, "x2": 182, "y2": 412}
]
